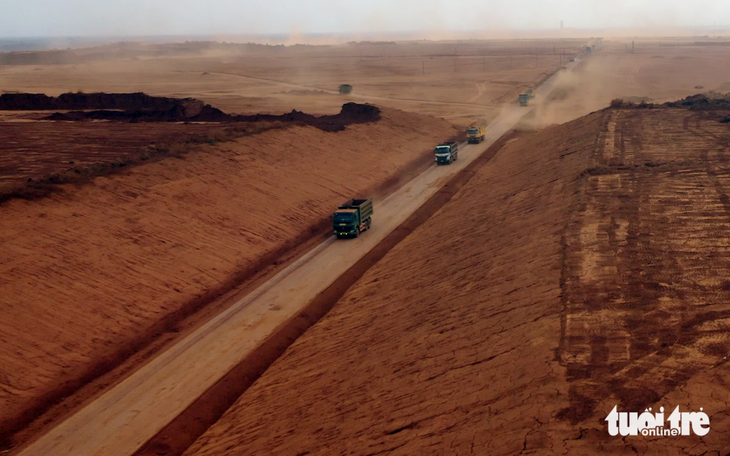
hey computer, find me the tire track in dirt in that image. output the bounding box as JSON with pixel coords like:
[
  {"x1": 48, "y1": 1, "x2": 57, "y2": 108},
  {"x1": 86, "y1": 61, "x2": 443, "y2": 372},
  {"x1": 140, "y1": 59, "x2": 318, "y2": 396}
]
[
  {"x1": 467, "y1": 82, "x2": 486, "y2": 103},
  {"x1": 557, "y1": 107, "x2": 730, "y2": 433}
]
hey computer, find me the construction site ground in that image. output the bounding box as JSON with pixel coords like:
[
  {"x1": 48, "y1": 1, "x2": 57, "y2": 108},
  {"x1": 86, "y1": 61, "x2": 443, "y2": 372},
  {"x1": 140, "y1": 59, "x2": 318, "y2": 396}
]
[
  {"x1": 0, "y1": 105, "x2": 457, "y2": 449},
  {"x1": 4, "y1": 37, "x2": 730, "y2": 455},
  {"x1": 185, "y1": 105, "x2": 730, "y2": 455}
]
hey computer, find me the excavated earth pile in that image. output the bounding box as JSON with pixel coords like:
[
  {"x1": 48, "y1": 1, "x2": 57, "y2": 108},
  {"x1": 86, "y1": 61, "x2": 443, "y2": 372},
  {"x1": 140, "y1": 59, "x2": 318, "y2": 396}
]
[
  {"x1": 186, "y1": 104, "x2": 730, "y2": 455},
  {"x1": 1, "y1": 92, "x2": 380, "y2": 130},
  {"x1": 0, "y1": 92, "x2": 203, "y2": 112},
  {"x1": 46, "y1": 102, "x2": 380, "y2": 131}
]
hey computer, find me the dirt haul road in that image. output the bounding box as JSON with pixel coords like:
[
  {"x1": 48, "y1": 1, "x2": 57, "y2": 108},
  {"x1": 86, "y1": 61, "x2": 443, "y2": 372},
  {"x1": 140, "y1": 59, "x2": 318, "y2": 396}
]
[{"x1": 18, "y1": 61, "x2": 579, "y2": 456}]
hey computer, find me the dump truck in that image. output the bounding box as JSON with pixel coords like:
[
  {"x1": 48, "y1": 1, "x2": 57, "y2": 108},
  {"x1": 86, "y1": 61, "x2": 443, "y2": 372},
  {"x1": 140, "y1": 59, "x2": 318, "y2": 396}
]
[
  {"x1": 434, "y1": 142, "x2": 459, "y2": 165},
  {"x1": 519, "y1": 93, "x2": 529, "y2": 106},
  {"x1": 339, "y1": 84, "x2": 353, "y2": 94},
  {"x1": 333, "y1": 198, "x2": 373, "y2": 238},
  {"x1": 466, "y1": 125, "x2": 486, "y2": 144}
]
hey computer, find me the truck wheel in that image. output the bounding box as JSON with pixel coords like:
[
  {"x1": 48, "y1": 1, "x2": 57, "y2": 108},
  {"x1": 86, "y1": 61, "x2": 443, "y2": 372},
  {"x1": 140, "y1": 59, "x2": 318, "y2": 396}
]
[{"x1": 366, "y1": 218, "x2": 372, "y2": 231}]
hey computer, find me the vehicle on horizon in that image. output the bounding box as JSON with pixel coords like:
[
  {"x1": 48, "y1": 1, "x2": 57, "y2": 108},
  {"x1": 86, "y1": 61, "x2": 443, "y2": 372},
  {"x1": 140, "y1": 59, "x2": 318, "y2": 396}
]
[
  {"x1": 466, "y1": 125, "x2": 486, "y2": 144},
  {"x1": 519, "y1": 90, "x2": 535, "y2": 107},
  {"x1": 434, "y1": 142, "x2": 459, "y2": 165},
  {"x1": 333, "y1": 198, "x2": 373, "y2": 238}
]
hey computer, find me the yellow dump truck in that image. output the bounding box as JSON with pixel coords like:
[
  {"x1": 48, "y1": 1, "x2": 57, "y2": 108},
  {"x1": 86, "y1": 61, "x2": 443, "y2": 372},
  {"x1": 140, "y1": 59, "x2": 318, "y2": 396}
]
[{"x1": 466, "y1": 125, "x2": 486, "y2": 144}]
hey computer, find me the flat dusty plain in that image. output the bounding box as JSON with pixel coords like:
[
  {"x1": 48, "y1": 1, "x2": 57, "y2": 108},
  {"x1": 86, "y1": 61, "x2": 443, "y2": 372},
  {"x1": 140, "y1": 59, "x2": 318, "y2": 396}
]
[{"x1": 0, "y1": 39, "x2": 584, "y2": 126}]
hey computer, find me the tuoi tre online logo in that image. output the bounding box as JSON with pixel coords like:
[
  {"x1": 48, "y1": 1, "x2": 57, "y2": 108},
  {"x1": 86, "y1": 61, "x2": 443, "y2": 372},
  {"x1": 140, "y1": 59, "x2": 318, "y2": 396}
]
[{"x1": 605, "y1": 406, "x2": 710, "y2": 437}]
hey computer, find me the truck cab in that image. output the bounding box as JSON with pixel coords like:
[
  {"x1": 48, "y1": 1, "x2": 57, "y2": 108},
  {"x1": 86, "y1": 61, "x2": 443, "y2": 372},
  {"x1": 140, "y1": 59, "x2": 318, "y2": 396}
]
[
  {"x1": 467, "y1": 125, "x2": 486, "y2": 144},
  {"x1": 333, "y1": 198, "x2": 373, "y2": 238},
  {"x1": 333, "y1": 209, "x2": 360, "y2": 237},
  {"x1": 434, "y1": 142, "x2": 459, "y2": 165}
]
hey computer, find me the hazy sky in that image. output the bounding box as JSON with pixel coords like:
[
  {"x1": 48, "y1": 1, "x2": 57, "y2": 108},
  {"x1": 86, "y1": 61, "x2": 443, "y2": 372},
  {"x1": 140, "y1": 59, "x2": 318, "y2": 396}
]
[{"x1": 2, "y1": 0, "x2": 730, "y2": 37}]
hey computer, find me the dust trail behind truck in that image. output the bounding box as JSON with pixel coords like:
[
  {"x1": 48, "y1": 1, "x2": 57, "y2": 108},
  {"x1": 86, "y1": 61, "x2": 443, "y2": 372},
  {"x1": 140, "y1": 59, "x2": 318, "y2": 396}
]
[{"x1": 333, "y1": 198, "x2": 373, "y2": 238}]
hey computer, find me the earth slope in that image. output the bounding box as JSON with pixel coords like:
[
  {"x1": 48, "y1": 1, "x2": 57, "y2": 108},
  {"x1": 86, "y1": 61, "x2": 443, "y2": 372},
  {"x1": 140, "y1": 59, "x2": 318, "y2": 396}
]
[
  {"x1": 187, "y1": 105, "x2": 730, "y2": 455},
  {"x1": 0, "y1": 107, "x2": 456, "y2": 444}
]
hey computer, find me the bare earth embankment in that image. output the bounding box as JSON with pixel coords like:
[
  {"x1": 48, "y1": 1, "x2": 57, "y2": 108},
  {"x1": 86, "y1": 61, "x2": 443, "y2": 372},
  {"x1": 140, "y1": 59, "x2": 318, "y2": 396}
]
[
  {"x1": 186, "y1": 102, "x2": 730, "y2": 455},
  {"x1": 184, "y1": 109, "x2": 601, "y2": 455},
  {"x1": 0, "y1": 106, "x2": 457, "y2": 446}
]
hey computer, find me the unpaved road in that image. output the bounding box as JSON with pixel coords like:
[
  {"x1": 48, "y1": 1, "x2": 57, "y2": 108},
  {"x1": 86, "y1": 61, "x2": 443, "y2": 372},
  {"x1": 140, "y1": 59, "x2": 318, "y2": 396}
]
[{"x1": 19, "y1": 61, "x2": 579, "y2": 456}]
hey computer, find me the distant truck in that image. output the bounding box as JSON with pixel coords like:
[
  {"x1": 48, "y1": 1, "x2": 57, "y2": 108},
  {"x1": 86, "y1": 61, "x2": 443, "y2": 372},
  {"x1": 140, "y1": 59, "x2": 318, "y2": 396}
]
[
  {"x1": 466, "y1": 125, "x2": 486, "y2": 144},
  {"x1": 434, "y1": 142, "x2": 459, "y2": 165},
  {"x1": 332, "y1": 198, "x2": 373, "y2": 238},
  {"x1": 519, "y1": 90, "x2": 534, "y2": 107}
]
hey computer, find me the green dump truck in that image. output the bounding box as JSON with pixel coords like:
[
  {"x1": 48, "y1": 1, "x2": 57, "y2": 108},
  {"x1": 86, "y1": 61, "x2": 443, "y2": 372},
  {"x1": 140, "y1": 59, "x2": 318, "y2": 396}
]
[
  {"x1": 519, "y1": 93, "x2": 529, "y2": 106},
  {"x1": 434, "y1": 142, "x2": 459, "y2": 165},
  {"x1": 333, "y1": 198, "x2": 373, "y2": 238},
  {"x1": 467, "y1": 125, "x2": 486, "y2": 144}
]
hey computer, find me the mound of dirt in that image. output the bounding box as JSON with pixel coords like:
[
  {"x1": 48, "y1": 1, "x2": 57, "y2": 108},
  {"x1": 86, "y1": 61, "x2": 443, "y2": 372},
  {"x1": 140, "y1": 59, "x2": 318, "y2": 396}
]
[
  {"x1": 13, "y1": 91, "x2": 381, "y2": 131},
  {"x1": 231, "y1": 103, "x2": 380, "y2": 131},
  {"x1": 0, "y1": 92, "x2": 204, "y2": 114},
  {"x1": 665, "y1": 92, "x2": 730, "y2": 110},
  {"x1": 611, "y1": 93, "x2": 730, "y2": 110},
  {"x1": 45, "y1": 104, "x2": 223, "y2": 123}
]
